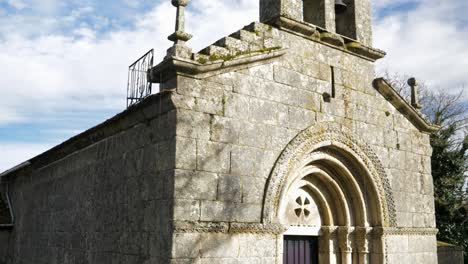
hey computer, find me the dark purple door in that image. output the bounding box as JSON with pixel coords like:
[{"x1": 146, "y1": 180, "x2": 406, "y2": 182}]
[{"x1": 283, "y1": 236, "x2": 319, "y2": 264}]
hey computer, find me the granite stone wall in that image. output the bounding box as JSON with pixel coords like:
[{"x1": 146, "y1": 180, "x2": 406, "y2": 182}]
[
  {"x1": 168, "y1": 24, "x2": 437, "y2": 263},
  {"x1": 1, "y1": 93, "x2": 177, "y2": 264}
]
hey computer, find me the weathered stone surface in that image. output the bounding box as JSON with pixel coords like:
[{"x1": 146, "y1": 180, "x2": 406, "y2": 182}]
[
  {"x1": 196, "y1": 141, "x2": 231, "y2": 173},
  {"x1": 0, "y1": 0, "x2": 439, "y2": 263}
]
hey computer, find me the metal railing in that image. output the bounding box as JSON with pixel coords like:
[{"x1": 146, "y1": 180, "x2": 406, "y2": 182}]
[{"x1": 127, "y1": 49, "x2": 154, "y2": 108}]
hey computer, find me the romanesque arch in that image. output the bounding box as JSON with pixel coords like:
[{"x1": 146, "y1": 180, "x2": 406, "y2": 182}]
[{"x1": 262, "y1": 122, "x2": 396, "y2": 263}]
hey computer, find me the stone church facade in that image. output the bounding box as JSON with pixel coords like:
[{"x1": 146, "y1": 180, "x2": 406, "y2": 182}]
[{"x1": 0, "y1": 0, "x2": 440, "y2": 263}]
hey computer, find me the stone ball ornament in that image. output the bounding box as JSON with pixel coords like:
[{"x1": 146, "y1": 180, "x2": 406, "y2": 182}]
[
  {"x1": 172, "y1": 0, "x2": 190, "y2": 7},
  {"x1": 407, "y1": 77, "x2": 417, "y2": 87}
]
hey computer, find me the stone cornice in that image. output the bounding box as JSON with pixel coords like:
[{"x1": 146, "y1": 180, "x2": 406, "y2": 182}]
[
  {"x1": 375, "y1": 227, "x2": 439, "y2": 236},
  {"x1": 265, "y1": 16, "x2": 386, "y2": 62},
  {"x1": 373, "y1": 78, "x2": 440, "y2": 133},
  {"x1": 148, "y1": 48, "x2": 287, "y2": 83}
]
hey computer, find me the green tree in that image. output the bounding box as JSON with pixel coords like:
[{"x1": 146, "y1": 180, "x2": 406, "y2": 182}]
[
  {"x1": 427, "y1": 91, "x2": 468, "y2": 262},
  {"x1": 382, "y1": 71, "x2": 468, "y2": 261}
]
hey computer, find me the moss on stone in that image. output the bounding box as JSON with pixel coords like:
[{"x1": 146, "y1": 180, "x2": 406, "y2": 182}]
[
  {"x1": 205, "y1": 46, "x2": 281, "y2": 63},
  {"x1": 197, "y1": 57, "x2": 208, "y2": 64}
]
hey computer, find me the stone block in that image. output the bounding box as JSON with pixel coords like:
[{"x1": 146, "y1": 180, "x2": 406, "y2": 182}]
[
  {"x1": 231, "y1": 146, "x2": 264, "y2": 177},
  {"x1": 273, "y1": 65, "x2": 308, "y2": 89},
  {"x1": 249, "y1": 98, "x2": 281, "y2": 125},
  {"x1": 172, "y1": 93, "x2": 224, "y2": 116},
  {"x1": 177, "y1": 109, "x2": 211, "y2": 140},
  {"x1": 217, "y1": 174, "x2": 242, "y2": 202},
  {"x1": 200, "y1": 233, "x2": 239, "y2": 258},
  {"x1": 177, "y1": 76, "x2": 228, "y2": 98},
  {"x1": 174, "y1": 199, "x2": 200, "y2": 221},
  {"x1": 172, "y1": 233, "x2": 202, "y2": 258},
  {"x1": 238, "y1": 63, "x2": 274, "y2": 81},
  {"x1": 241, "y1": 176, "x2": 267, "y2": 203},
  {"x1": 321, "y1": 99, "x2": 346, "y2": 118},
  {"x1": 266, "y1": 126, "x2": 296, "y2": 151},
  {"x1": 238, "y1": 234, "x2": 276, "y2": 257},
  {"x1": 174, "y1": 170, "x2": 218, "y2": 200},
  {"x1": 386, "y1": 235, "x2": 409, "y2": 253},
  {"x1": 238, "y1": 122, "x2": 268, "y2": 148},
  {"x1": 388, "y1": 149, "x2": 406, "y2": 169},
  {"x1": 200, "y1": 201, "x2": 261, "y2": 222},
  {"x1": 200, "y1": 258, "x2": 238, "y2": 264},
  {"x1": 210, "y1": 116, "x2": 240, "y2": 144},
  {"x1": 287, "y1": 106, "x2": 316, "y2": 130},
  {"x1": 197, "y1": 141, "x2": 231, "y2": 173},
  {"x1": 224, "y1": 92, "x2": 250, "y2": 120},
  {"x1": 156, "y1": 140, "x2": 177, "y2": 171},
  {"x1": 408, "y1": 236, "x2": 437, "y2": 253},
  {"x1": 176, "y1": 137, "x2": 197, "y2": 170},
  {"x1": 396, "y1": 212, "x2": 413, "y2": 227}
]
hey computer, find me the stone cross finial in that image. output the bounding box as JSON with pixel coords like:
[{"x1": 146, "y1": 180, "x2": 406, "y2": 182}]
[
  {"x1": 166, "y1": 0, "x2": 193, "y2": 59},
  {"x1": 408, "y1": 77, "x2": 423, "y2": 110}
]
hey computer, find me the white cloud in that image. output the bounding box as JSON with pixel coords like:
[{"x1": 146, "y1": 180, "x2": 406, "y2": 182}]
[
  {"x1": 6, "y1": 0, "x2": 27, "y2": 10},
  {"x1": 0, "y1": 142, "x2": 54, "y2": 172},
  {"x1": 374, "y1": 0, "x2": 468, "y2": 96},
  {"x1": 0, "y1": 0, "x2": 259, "y2": 170},
  {"x1": 1, "y1": 0, "x2": 467, "y2": 171},
  {"x1": 0, "y1": 0, "x2": 259, "y2": 125}
]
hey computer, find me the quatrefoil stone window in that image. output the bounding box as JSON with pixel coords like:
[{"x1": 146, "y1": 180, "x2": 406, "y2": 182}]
[{"x1": 294, "y1": 195, "x2": 312, "y2": 218}]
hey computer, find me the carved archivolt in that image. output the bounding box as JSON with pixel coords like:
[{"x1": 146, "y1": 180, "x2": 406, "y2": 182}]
[{"x1": 262, "y1": 122, "x2": 397, "y2": 227}]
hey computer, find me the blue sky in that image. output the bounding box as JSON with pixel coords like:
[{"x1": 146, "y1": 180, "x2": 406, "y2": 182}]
[{"x1": 0, "y1": 0, "x2": 467, "y2": 171}]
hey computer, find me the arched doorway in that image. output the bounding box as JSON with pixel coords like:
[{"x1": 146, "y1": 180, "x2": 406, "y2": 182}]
[{"x1": 262, "y1": 123, "x2": 396, "y2": 264}]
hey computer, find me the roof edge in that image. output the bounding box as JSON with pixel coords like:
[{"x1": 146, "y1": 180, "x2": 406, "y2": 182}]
[
  {"x1": 373, "y1": 78, "x2": 440, "y2": 133},
  {"x1": 149, "y1": 48, "x2": 287, "y2": 83}
]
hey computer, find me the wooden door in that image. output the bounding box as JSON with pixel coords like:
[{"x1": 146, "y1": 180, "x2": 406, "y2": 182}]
[{"x1": 283, "y1": 236, "x2": 319, "y2": 264}]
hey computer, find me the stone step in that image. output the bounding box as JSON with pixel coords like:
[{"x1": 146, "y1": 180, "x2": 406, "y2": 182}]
[
  {"x1": 230, "y1": 29, "x2": 262, "y2": 44},
  {"x1": 192, "y1": 53, "x2": 209, "y2": 64},
  {"x1": 199, "y1": 45, "x2": 230, "y2": 57},
  {"x1": 214, "y1": 36, "x2": 249, "y2": 52},
  {"x1": 243, "y1": 22, "x2": 281, "y2": 43},
  {"x1": 243, "y1": 22, "x2": 271, "y2": 34}
]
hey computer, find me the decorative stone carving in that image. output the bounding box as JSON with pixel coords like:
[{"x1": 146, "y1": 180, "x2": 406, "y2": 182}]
[
  {"x1": 262, "y1": 122, "x2": 397, "y2": 227},
  {"x1": 166, "y1": 0, "x2": 193, "y2": 59},
  {"x1": 172, "y1": 221, "x2": 287, "y2": 234}
]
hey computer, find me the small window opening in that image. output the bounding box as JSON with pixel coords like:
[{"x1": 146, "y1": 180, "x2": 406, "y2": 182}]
[
  {"x1": 331, "y1": 66, "x2": 336, "y2": 98},
  {"x1": 303, "y1": 0, "x2": 326, "y2": 28},
  {"x1": 335, "y1": 0, "x2": 357, "y2": 40}
]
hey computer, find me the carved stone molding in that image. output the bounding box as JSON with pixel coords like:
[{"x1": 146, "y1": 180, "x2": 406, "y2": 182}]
[
  {"x1": 229, "y1": 223, "x2": 288, "y2": 235},
  {"x1": 173, "y1": 221, "x2": 229, "y2": 233},
  {"x1": 262, "y1": 122, "x2": 397, "y2": 227},
  {"x1": 375, "y1": 227, "x2": 439, "y2": 236},
  {"x1": 172, "y1": 221, "x2": 287, "y2": 235}
]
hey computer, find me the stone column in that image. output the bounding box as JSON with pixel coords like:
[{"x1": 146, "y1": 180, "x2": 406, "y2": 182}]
[
  {"x1": 353, "y1": 0, "x2": 372, "y2": 46},
  {"x1": 319, "y1": 226, "x2": 334, "y2": 264},
  {"x1": 324, "y1": 0, "x2": 336, "y2": 33},
  {"x1": 356, "y1": 227, "x2": 371, "y2": 264},
  {"x1": 338, "y1": 226, "x2": 352, "y2": 264}
]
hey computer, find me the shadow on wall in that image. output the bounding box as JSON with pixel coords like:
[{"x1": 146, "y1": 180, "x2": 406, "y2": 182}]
[{"x1": 0, "y1": 93, "x2": 179, "y2": 263}]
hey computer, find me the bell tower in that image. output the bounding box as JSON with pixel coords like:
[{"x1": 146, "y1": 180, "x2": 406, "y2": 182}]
[{"x1": 260, "y1": 0, "x2": 373, "y2": 47}]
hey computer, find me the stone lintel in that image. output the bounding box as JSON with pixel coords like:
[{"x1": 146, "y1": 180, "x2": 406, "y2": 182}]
[{"x1": 373, "y1": 78, "x2": 440, "y2": 133}]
